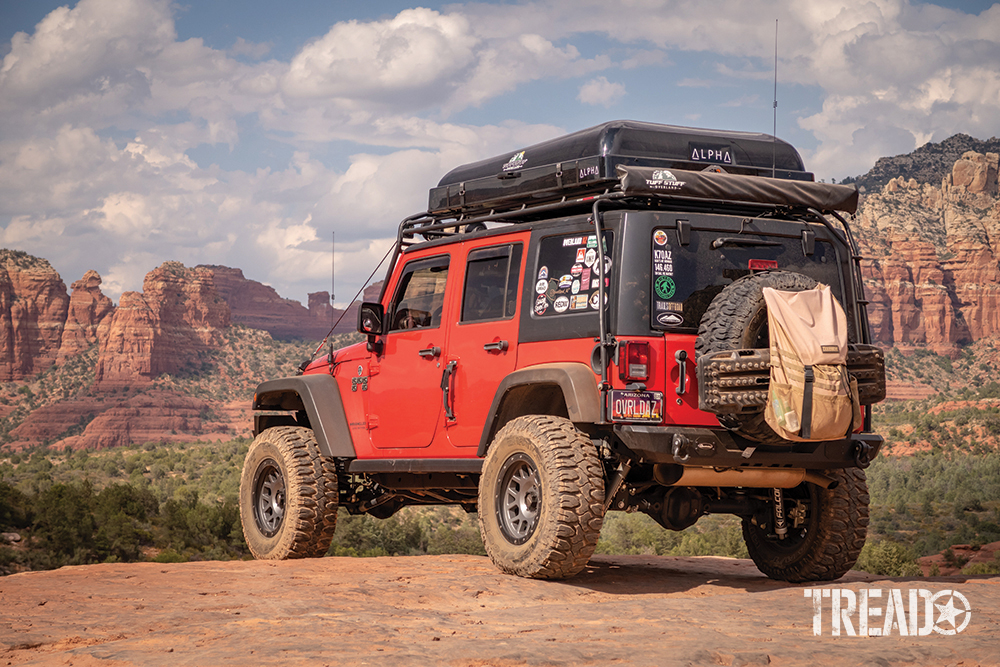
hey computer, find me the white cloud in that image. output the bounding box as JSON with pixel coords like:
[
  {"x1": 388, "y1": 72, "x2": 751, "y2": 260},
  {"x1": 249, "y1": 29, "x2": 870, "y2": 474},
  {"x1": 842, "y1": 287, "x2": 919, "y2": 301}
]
[
  {"x1": 0, "y1": 0, "x2": 173, "y2": 128},
  {"x1": 282, "y1": 9, "x2": 479, "y2": 104},
  {"x1": 577, "y1": 77, "x2": 626, "y2": 108}
]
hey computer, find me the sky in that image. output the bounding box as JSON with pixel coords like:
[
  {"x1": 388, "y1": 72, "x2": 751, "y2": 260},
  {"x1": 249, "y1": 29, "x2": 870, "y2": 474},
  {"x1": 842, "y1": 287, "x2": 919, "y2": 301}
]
[{"x1": 1, "y1": 0, "x2": 999, "y2": 310}]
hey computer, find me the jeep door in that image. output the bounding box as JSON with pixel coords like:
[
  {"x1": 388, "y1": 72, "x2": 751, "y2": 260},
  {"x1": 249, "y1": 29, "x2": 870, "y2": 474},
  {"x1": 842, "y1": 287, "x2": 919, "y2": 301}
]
[
  {"x1": 445, "y1": 240, "x2": 524, "y2": 448},
  {"x1": 368, "y1": 254, "x2": 452, "y2": 449}
]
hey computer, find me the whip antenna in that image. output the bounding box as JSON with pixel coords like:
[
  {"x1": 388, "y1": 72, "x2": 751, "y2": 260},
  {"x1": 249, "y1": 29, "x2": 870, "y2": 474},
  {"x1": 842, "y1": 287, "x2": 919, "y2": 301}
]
[
  {"x1": 330, "y1": 232, "x2": 337, "y2": 327},
  {"x1": 772, "y1": 18, "x2": 778, "y2": 178}
]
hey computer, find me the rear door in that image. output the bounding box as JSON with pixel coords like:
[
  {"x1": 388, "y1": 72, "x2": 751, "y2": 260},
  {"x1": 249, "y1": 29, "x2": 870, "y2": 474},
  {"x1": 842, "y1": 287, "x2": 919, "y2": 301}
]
[
  {"x1": 445, "y1": 241, "x2": 524, "y2": 448},
  {"x1": 368, "y1": 254, "x2": 452, "y2": 449}
]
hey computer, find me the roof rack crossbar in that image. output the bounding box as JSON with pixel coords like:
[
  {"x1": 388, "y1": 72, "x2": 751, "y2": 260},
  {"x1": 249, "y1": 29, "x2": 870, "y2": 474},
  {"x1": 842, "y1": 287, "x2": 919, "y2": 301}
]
[{"x1": 399, "y1": 190, "x2": 621, "y2": 242}]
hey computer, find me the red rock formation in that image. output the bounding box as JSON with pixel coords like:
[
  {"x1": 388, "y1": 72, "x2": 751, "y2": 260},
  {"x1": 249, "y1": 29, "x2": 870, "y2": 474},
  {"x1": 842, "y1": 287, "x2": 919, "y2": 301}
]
[
  {"x1": 58, "y1": 391, "x2": 219, "y2": 450},
  {"x1": 95, "y1": 262, "x2": 230, "y2": 388},
  {"x1": 57, "y1": 270, "x2": 114, "y2": 362},
  {"x1": 7, "y1": 398, "x2": 106, "y2": 450},
  {"x1": 201, "y1": 265, "x2": 355, "y2": 340},
  {"x1": 0, "y1": 250, "x2": 69, "y2": 380},
  {"x1": 857, "y1": 150, "x2": 1000, "y2": 356}
]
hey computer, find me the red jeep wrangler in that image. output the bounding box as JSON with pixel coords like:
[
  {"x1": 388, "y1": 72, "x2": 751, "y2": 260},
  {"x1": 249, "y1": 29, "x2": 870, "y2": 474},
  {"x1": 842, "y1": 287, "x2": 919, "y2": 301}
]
[{"x1": 240, "y1": 120, "x2": 886, "y2": 581}]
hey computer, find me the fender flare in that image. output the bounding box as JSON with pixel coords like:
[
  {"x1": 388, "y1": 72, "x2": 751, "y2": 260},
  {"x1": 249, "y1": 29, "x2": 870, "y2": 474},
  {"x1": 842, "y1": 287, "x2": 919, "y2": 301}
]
[
  {"x1": 477, "y1": 362, "x2": 601, "y2": 457},
  {"x1": 253, "y1": 374, "x2": 356, "y2": 459}
]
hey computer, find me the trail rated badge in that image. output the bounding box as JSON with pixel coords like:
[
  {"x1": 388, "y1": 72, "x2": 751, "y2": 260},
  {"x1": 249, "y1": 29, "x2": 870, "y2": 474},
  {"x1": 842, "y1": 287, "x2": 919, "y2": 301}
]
[{"x1": 654, "y1": 275, "x2": 676, "y2": 299}]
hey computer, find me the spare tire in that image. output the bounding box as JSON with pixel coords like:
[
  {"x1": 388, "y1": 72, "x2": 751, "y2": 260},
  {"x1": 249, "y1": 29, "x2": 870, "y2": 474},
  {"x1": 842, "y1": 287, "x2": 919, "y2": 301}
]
[{"x1": 695, "y1": 271, "x2": 819, "y2": 443}]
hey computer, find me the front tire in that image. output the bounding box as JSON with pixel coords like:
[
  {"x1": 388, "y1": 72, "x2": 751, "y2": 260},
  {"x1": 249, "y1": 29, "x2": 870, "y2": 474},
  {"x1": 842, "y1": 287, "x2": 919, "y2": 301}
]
[
  {"x1": 743, "y1": 468, "x2": 869, "y2": 582},
  {"x1": 239, "y1": 426, "x2": 338, "y2": 559},
  {"x1": 478, "y1": 415, "x2": 604, "y2": 579}
]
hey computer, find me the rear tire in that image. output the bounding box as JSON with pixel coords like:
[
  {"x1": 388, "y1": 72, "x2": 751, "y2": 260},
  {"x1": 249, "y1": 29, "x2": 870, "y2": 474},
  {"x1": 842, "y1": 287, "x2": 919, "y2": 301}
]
[
  {"x1": 239, "y1": 426, "x2": 338, "y2": 559},
  {"x1": 478, "y1": 415, "x2": 604, "y2": 579},
  {"x1": 743, "y1": 468, "x2": 869, "y2": 582}
]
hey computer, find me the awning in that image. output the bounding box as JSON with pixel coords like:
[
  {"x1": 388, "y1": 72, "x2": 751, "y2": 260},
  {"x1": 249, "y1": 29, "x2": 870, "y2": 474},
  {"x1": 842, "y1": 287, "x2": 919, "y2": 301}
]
[{"x1": 616, "y1": 165, "x2": 859, "y2": 214}]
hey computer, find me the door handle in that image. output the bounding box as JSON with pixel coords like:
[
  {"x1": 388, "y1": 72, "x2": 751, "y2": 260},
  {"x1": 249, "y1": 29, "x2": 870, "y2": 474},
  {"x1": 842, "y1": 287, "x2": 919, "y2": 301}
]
[
  {"x1": 483, "y1": 340, "x2": 508, "y2": 352},
  {"x1": 418, "y1": 346, "x2": 441, "y2": 358},
  {"x1": 440, "y1": 360, "x2": 458, "y2": 421}
]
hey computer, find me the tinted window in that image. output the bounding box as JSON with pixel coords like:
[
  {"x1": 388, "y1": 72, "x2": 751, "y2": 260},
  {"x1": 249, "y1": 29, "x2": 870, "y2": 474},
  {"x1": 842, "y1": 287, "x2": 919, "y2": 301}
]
[
  {"x1": 389, "y1": 256, "x2": 450, "y2": 331},
  {"x1": 650, "y1": 228, "x2": 844, "y2": 332},
  {"x1": 461, "y1": 244, "x2": 522, "y2": 322}
]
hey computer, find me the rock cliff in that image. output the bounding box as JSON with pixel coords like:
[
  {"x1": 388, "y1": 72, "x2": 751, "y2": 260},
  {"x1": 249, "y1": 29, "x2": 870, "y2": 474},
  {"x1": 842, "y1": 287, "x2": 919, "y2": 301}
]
[
  {"x1": 0, "y1": 251, "x2": 71, "y2": 380},
  {"x1": 850, "y1": 132, "x2": 1000, "y2": 193},
  {"x1": 57, "y1": 270, "x2": 115, "y2": 362},
  {"x1": 201, "y1": 265, "x2": 354, "y2": 340},
  {"x1": 95, "y1": 262, "x2": 230, "y2": 388},
  {"x1": 856, "y1": 149, "x2": 1000, "y2": 356}
]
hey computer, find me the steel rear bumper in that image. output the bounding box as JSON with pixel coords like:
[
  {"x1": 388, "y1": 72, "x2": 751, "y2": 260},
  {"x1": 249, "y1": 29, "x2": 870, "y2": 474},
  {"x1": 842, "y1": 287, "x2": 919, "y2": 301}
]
[{"x1": 614, "y1": 424, "x2": 882, "y2": 469}]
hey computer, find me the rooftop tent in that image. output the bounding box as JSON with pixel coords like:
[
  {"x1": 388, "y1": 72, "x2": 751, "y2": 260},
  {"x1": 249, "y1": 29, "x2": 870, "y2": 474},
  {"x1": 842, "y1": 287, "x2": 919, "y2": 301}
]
[{"x1": 428, "y1": 120, "x2": 813, "y2": 215}]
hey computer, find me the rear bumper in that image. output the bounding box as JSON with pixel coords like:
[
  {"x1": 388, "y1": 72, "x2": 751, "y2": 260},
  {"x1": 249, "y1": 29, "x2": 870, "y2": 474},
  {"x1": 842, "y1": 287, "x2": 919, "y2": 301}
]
[{"x1": 614, "y1": 424, "x2": 882, "y2": 469}]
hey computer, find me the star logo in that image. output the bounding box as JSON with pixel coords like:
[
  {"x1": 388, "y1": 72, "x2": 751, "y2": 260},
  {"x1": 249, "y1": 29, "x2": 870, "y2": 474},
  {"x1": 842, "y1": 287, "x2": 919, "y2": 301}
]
[{"x1": 932, "y1": 590, "x2": 972, "y2": 635}]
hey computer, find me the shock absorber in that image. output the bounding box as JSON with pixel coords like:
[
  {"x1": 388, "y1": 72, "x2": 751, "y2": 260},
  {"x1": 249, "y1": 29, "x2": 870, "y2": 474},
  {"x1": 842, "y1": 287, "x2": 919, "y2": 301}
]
[{"x1": 772, "y1": 487, "x2": 788, "y2": 539}]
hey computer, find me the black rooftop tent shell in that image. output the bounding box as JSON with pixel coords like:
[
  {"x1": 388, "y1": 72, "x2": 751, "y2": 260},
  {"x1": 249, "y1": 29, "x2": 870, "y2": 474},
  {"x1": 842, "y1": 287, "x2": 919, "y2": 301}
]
[{"x1": 428, "y1": 120, "x2": 814, "y2": 216}]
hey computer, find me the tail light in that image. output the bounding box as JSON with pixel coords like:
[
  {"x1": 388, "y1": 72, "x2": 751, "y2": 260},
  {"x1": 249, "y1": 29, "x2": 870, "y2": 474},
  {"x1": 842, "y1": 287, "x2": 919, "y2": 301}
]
[{"x1": 619, "y1": 341, "x2": 650, "y2": 382}]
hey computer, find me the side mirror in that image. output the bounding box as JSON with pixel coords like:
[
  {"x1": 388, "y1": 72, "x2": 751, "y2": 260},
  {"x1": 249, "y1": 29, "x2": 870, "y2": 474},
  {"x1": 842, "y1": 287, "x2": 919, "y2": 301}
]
[{"x1": 358, "y1": 302, "x2": 385, "y2": 336}]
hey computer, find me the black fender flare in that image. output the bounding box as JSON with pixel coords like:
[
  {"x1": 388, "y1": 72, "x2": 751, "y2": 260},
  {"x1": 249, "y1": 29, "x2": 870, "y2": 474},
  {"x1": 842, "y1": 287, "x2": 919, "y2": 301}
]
[
  {"x1": 252, "y1": 375, "x2": 356, "y2": 459},
  {"x1": 476, "y1": 362, "x2": 601, "y2": 457}
]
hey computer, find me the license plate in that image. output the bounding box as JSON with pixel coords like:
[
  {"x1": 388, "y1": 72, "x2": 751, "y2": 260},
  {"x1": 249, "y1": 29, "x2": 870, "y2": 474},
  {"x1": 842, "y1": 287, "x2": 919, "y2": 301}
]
[{"x1": 610, "y1": 390, "x2": 664, "y2": 423}]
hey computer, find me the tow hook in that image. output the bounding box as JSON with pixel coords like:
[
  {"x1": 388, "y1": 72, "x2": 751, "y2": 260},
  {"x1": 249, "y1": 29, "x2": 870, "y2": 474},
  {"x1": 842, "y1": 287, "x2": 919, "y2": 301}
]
[{"x1": 853, "y1": 440, "x2": 874, "y2": 468}]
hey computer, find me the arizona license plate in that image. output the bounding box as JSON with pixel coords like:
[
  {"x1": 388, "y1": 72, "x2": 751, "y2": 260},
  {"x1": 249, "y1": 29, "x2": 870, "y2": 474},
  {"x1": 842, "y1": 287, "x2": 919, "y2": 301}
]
[{"x1": 610, "y1": 390, "x2": 664, "y2": 423}]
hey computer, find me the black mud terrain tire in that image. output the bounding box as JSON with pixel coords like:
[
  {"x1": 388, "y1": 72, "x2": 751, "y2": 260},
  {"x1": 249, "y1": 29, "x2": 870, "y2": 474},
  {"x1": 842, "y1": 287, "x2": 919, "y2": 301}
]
[
  {"x1": 240, "y1": 426, "x2": 338, "y2": 559},
  {"x1": 478, "y1": 415, "x2": 604, "y2": 580},
  {"x1": 743, "y1": 468, "x2": 869, "y2": 582},
  {"x1": 695, "y1": 270, "x2": 818, "y2": 443}
]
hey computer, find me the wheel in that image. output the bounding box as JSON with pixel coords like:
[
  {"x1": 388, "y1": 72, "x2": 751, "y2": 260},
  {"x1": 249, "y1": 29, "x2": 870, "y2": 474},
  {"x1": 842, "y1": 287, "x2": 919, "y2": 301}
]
[
  {"x1": 695, "y1": 270, "x2": 819, "y2": 443},
  {"x1": 743, "y1": 468, "x2": 869, "y2": 582},
  {"x1": 239, "y1": 426, "x2": 338, "y2": 559},
  {"x1": 478, "y1": 415, "x2": 605, "y2": 579}
]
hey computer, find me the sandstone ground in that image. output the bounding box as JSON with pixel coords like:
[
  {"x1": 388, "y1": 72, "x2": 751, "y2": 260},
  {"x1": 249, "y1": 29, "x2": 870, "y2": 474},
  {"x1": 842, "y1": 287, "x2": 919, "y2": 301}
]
[{"x1": 1, "y1": 555, "x2": 997, "y2": 666}]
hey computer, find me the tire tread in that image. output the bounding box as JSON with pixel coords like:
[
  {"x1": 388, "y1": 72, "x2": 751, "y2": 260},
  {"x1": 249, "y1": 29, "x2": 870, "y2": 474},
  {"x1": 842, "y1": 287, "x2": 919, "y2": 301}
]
[{"x1": 239, "y1": 426, "x2": 338, "y2": 560}]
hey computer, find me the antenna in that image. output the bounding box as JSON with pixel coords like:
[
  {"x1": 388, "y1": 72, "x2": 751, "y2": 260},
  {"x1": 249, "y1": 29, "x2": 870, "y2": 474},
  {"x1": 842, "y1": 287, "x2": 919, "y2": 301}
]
[
  {"x1": 330, "y1": 232, "x2": 337, "y2": 326},
  {"x1": 772, "y1": 18, "x2": 778, "y2": 178}
]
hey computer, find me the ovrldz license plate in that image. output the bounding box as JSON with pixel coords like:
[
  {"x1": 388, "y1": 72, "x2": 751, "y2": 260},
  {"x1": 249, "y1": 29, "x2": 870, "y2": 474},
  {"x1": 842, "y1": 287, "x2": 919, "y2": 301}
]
[{"x1": 610, "y1": 390, "x2": 664, "y2": 423}]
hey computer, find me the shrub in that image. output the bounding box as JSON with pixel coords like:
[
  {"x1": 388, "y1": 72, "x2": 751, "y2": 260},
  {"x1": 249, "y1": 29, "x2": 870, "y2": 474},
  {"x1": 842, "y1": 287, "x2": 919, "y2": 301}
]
[{"x1": 854, "y1": 540, "x2": 922, "y2": 577}]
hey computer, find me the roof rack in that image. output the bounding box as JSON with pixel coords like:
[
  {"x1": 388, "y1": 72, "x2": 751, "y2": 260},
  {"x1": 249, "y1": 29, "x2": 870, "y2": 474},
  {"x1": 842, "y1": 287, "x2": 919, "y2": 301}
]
[{"x1": 400, "y1": 166, "x2": 857, "y2": 248}]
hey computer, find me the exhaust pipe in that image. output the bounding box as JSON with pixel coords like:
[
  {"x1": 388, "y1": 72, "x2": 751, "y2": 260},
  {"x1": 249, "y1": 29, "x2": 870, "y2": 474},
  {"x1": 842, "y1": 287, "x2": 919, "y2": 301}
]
[{"x1": 653, "y1": 465, "x2": 837, "y2": 489}]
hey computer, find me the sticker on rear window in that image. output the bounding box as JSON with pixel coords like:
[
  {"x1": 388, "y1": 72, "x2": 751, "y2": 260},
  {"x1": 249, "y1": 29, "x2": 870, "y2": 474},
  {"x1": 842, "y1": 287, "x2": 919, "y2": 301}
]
[
  {"x1": 533, "y1": 231, "x2": 613, "y2": 318},
  {"x1": 656, "y1": 312, "x2": 684, "y2": 327},
  {"x1": 654, "y1": 276, "x2": 676, "y2": 299},
  {"x1": 652, "y1": 229, "x2": 681, "y2": 329}
]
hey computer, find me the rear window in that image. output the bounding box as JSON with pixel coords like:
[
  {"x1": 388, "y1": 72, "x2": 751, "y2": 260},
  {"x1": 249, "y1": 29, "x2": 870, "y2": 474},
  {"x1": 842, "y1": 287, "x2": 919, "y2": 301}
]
[{"x1": 650, "y1": 227, "x2": 843, "y2": 332}]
